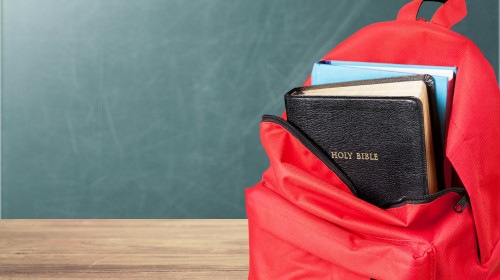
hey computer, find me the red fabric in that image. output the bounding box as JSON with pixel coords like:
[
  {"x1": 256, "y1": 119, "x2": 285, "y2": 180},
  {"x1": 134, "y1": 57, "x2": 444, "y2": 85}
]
[{"x1": 247, "y1": 0, "x2": 500, "y2": 278}]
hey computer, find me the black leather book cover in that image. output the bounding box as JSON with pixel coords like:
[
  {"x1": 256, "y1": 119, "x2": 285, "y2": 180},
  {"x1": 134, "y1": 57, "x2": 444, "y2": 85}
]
[{"x1": 285, "y1": 75, "x2": 443, "y2": 207}]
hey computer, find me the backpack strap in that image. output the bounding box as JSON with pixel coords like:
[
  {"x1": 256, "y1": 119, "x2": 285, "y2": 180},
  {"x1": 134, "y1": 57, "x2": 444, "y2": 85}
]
[{"x1": 397, "y1": 0, "x2": 467, "y2": 28}]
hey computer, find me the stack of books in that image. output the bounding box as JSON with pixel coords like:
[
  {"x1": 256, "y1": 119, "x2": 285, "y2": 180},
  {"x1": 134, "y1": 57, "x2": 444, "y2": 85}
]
[{"x1": 284, "y1": 61, "x2": 456, "y2": 208}]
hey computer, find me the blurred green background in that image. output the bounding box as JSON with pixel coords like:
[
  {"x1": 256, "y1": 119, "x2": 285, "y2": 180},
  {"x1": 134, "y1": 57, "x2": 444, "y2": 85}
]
[{"x1": 1, "y1": 0, "x2": 498, "y2": 218}]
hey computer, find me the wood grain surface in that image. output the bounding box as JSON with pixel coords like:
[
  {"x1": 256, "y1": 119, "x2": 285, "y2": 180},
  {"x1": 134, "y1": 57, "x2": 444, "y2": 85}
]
[{"x1": 0, "y1": 220, "x2": 249, "y2": 279}]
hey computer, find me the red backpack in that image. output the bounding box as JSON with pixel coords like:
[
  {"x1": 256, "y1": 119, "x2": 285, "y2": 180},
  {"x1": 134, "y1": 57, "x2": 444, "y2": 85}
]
[{"x1": 246, "y1": 0, "x2": 500, "y2": 279}]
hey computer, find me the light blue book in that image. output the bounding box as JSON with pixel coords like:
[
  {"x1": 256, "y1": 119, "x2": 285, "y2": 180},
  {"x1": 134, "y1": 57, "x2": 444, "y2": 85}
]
[
  {"x1": 311, "y1": 61, "x2": 457, "y2": 143},
  {"x1": 324, "y1": 60, "x2": 456, "y2": 75}
]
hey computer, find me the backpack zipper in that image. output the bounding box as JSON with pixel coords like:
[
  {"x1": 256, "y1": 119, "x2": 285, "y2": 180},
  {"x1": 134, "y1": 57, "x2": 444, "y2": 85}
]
[
  {"x1": 454, "y1": 192, "x2": 470, "y2": 213},
  {"x1": 380, "y1": 187, "x2": 469, "y2": 210}
]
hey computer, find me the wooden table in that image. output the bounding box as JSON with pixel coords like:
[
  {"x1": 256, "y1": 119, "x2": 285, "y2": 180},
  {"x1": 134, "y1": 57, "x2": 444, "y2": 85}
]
[{"x1": 0, "y1": 220, "x2": 249, "y2": 279}]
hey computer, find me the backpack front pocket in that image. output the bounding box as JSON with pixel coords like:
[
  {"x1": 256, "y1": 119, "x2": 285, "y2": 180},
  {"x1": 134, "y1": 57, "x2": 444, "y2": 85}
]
[{"x1": 247, "y1": 115, "x2": 481, "y2": 279}]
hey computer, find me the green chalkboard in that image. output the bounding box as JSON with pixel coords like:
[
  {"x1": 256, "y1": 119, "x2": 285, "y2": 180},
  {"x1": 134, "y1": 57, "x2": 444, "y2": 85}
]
[{"x1": 1, "y1": 0, "x2": 498, "y2": 218}]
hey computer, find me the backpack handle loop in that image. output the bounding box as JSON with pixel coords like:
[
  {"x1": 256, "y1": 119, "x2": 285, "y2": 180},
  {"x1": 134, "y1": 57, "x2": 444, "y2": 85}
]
[{"x1": 397, "y1": 0, "x2": 467, "y2": 28}]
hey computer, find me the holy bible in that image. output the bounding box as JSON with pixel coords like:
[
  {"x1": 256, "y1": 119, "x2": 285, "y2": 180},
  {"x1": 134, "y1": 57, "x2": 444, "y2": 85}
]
[{"x1": 285, "y1": 75, "x2": 442, "y2": 207}]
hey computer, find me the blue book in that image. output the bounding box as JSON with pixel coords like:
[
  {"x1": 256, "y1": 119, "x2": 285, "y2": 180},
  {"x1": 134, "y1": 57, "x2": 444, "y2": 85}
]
[{"x1": 311, "y1": 61, "x2": 456, "y2": 143}]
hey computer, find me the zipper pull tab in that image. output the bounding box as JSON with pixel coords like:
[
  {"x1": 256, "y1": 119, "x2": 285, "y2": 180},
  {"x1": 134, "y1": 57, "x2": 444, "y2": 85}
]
[{"x1": 454, "y1": 193, "x2": 470, "y2": 213}]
